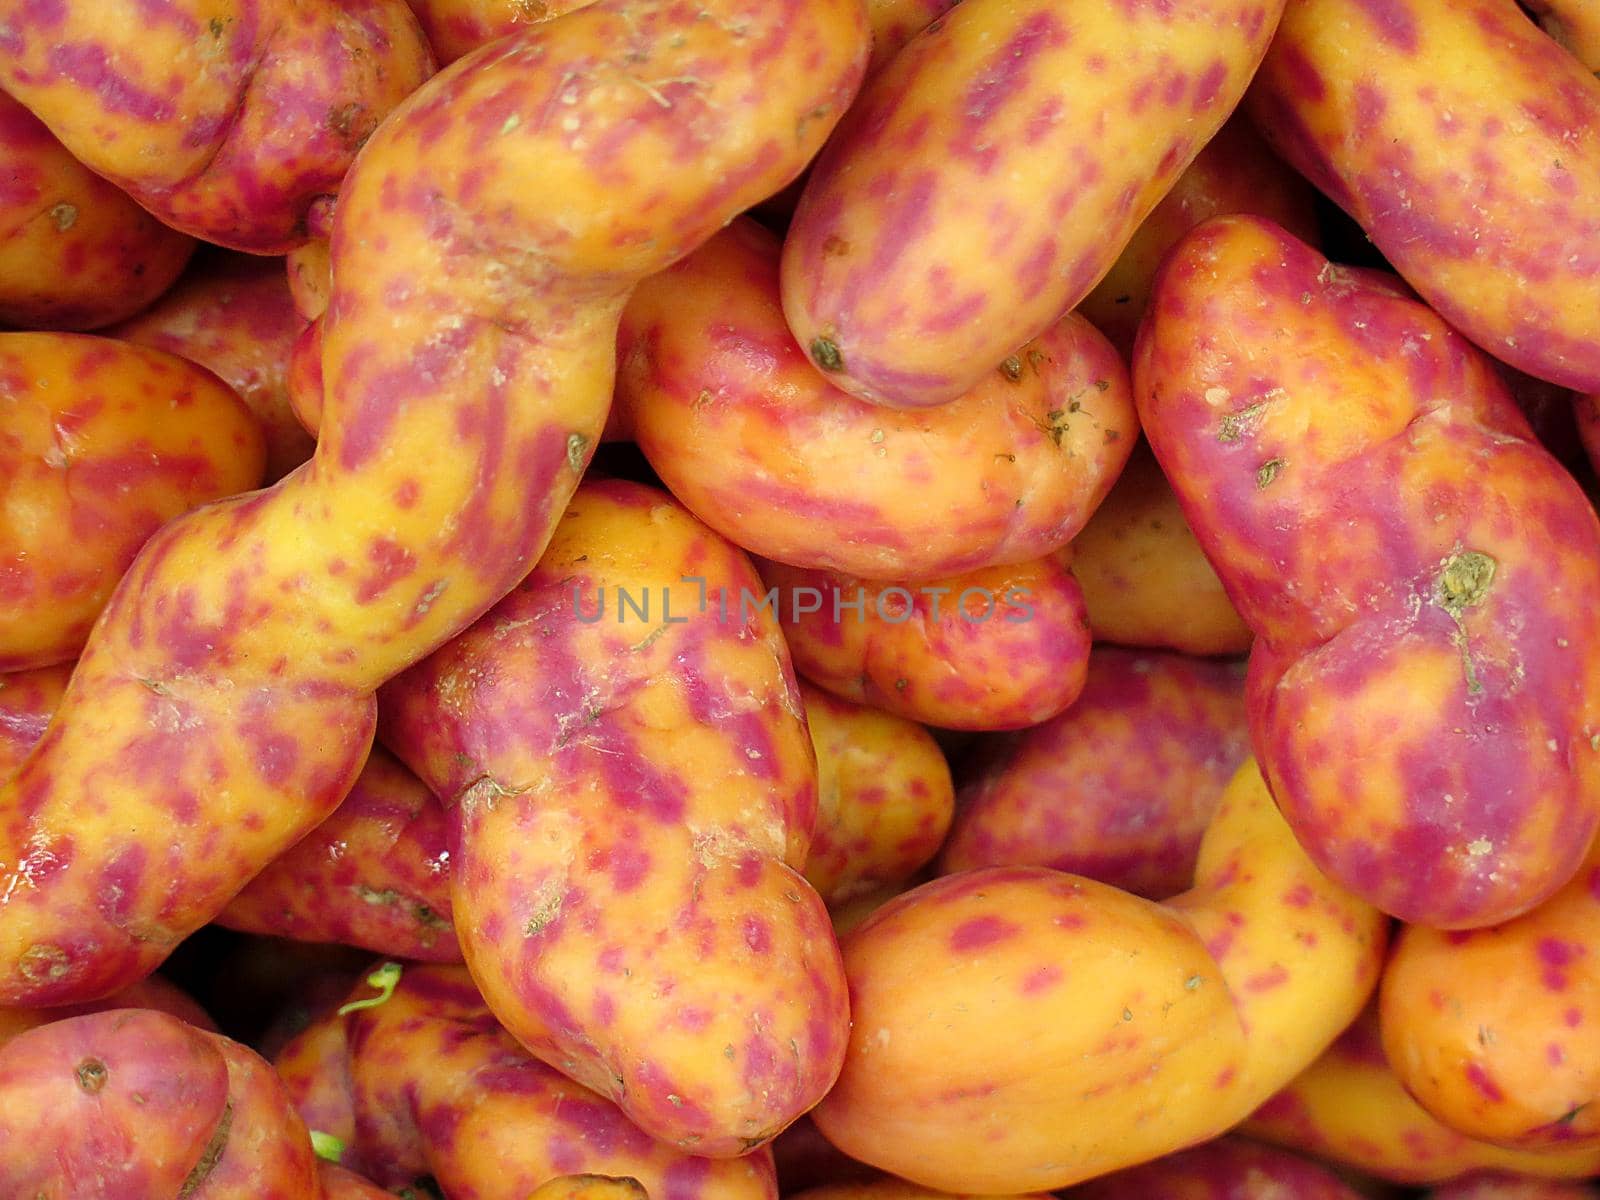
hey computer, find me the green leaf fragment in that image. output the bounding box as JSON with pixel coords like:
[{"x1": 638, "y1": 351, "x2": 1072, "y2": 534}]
[{"x1": 337, "y1": 962, "x2": 403, "y2": 1016}]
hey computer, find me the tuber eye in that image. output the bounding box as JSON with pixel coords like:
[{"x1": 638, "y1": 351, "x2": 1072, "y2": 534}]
[
  {"x1": 73, "y1": 1058, "x2": 107, "y2": 1093},
  {"x1": 810, "y1": 336, "x2": 845, "y2": 372},
  {"x1": 1435, "y1": 549, "x2": 1498, "y2": 614}
]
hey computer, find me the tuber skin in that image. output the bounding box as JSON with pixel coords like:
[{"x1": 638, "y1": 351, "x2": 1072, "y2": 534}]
[
  {"x1": 1246, "y1": 0, "x2": 1600, "y2": 390},
  {"x1": 0, "y1": 974, "x2": 215, "y2": 1047},
  {"x1": 404, "y1": 0, "x2": 594, "y2": 63},
  {"x1": 286, "y1": 241, "x2": 333, "y2": 323},
  {"x1": 1077, "y1": 115, "x2": 1320, "y2": 359},
  {"x1": 749, "y1": 0, "x2": 967, "y2": 227},
  {"x1": 780, "y1": 0, "x2": 1288, "y2": 408},
  {"x1": 827, "y1": 885, "x2": 904, "y2": 940},
  {"x1": 1134, "y1": 214, "x2": 1600, "y2": 929},
  {"x1": 801, "y1": 680, "x2": 954, "y2": 909},
  {"x1": 0, "y1": 661, "x2": 459, "y2": 962},
  {"x1": 276, "y1": 963, "x2": 781, "y2": 1200},
  {"x1": 526, "y1": 1177, "x2": 653, "y2": 1200},
  {"x1": 860, "y1": 0, "x2": 960, "y2": 75},
  {"x1": 0, "y1": 333, "x2": 267, "y2": 672},
  {"x1": 940, "y1": 648, "x2": 1250, "y2": 899},
  {"x1": 0, "y1": 1006, "x2": 350, "y2": 1198},
  {"x1": 286, "y1": 316, "x2": 325, "y2": 437},
  {"x1": 0, "y1": 663, "x2": 71, "y2": 778},
  {"x1": 0, "y1": 0, "x2": 435, "y2": 253},
  {"x1": 218, "y1": 745, "x2": 458, "y2": 962},
  {"x1": 318, "y1": 1162, "x2": 401, "y2": 1199},
  {"x1": 809, "y1": 758, "x2": 1387, "y2": 1193},
  {"x1": 0, "y1": 90, "x2": 194, "y2": 331},
  {"x1": 1244, "y1": 1004, "x2": 1600, "y2": 1185},
  {"x1": 1523, "y1": 0, "x2": 1600, "y2": 71},
  {"x1": 1380, "y1": 835, "x2": 1600, "y2": 1148},
  {"x1": 111, "y1": 250, "x2": 318, "y2": 483},
  {"x1": 1066, "y1": 447, "x2": 1253, "y2": 657},
  {"x1": 760, "y1": 552, "x2": 1092, "y2": 731},
  {"x1": 378, "y1": 479, "x2": 845, "y2": 1156},
  {"x1": 0, "y1": 0, "x2": 870, "y2": 1007},
  {"x1": 615, "y1": 216, "x2": 1135, "y2": 579}
]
